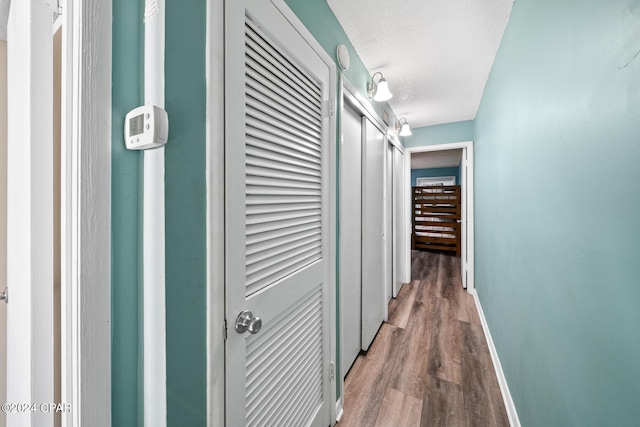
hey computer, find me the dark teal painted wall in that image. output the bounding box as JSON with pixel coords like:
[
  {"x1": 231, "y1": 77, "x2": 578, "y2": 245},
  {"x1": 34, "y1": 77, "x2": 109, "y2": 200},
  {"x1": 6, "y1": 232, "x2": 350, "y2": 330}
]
[
  {"x1": 404, "y1": 120, "x2": 474, "y2": 148},
  {"x1": 164, "y1": 0, "x2": 207, "y2": 424},
  {"x1": 474, "y1": 0, "x2": 640, "y2": 425},
  {"x1": 112, "y1": 0, "x2": 207, "y2": 425},
  {"x1": 411, "y1": 167, "x2": 460, "y2": 187},
  {"x1": 111, "y1": 0, "x2": 143, "y2": 425}
]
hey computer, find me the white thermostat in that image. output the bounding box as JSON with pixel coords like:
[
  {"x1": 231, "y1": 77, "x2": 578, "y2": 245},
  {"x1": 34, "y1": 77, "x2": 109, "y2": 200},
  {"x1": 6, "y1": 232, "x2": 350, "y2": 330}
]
[{"x1": 124, "y1": 105, "x2": 169, "y2": 150}]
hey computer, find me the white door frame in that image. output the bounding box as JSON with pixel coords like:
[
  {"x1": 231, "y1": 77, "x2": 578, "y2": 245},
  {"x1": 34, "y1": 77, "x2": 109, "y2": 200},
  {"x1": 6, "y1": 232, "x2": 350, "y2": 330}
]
[
  {"x1": 6, "y1": 3, "x2": 54, "y2": 424},
  {"x1": 389, "y1": 139, "x2": 405, "y2": 299},
  {"x1": 207, "y1": 0, "x2": 337, "y2": 424},
  {"x1": 404, "y1": 142, "x2": 474, "y2": 291},
  {"x1": 6, "y1": 0, "x2": 111, "y2": 425},
  {"x1": 61, "y1": 1, "x2": 112, "y2": 424}
]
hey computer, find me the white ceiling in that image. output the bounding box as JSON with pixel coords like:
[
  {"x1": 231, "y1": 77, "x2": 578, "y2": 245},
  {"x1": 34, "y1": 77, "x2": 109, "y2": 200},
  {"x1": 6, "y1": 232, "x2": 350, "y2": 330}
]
[
  {"x1": 411, "y1": 149, "x2": 462, "y2": 169},
  {"x1": 327, "y1": 0, "x2": 513, "y2": 129}
]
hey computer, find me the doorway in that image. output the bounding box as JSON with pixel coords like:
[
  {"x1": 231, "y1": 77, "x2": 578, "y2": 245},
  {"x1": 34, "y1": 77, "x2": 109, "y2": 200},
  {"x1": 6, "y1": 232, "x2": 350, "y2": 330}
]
[
  {"x1": 5, "y1": 1, "x2": 112, "y2": 423},
  {"x1": 405, "y1": 142, "x2": 475, "y2": 291}
]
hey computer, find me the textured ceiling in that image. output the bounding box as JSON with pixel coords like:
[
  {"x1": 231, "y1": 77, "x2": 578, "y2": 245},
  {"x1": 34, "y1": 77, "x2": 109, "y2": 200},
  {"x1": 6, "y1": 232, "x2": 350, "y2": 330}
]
[
  {"x1": 327, "y1": 0, "x2": 513, "y2": 128},
  {"x1": 411, "y1": 149, "x2": 462, "y2": 169}
]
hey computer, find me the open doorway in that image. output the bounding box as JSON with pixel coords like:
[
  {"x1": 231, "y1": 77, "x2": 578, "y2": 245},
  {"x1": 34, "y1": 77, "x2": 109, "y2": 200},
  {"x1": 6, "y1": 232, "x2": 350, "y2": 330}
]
[{"x1": 405, "y1": 142, "x2": 475, "y2": 291}]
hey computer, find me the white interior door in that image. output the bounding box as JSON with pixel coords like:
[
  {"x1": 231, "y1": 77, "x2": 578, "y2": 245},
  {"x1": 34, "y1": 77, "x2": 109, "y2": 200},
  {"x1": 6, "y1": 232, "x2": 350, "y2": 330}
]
[
  {"x1": 0, "y1": 40, "x2": 7, "y2": 427},
  {"x1": 225, "y1": 0, "x2": 332, "y2": 425},
  {"x1": 339, "y1": 101, "x2": 362, "y2": 375},
  {"x1": 361, "y1": 118, "x2": 385, "y2": 351},
  {"x1": 6, "y1": 1, "x2": 55, "y2": 425},
  {"x1": 460, "y1": 148, "x2": 468, "y2": 288},
  {"x1": 392, "y1": 147, "x2": 404, "y2": 298},
  {"x1": 385, "y1": 142, "x2": 393, "y2": 304}
]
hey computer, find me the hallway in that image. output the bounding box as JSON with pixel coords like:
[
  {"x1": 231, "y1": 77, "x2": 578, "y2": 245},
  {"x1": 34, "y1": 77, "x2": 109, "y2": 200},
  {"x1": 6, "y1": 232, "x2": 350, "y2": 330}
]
[{"x1": 338, "y1": 251, "x2": 509, "y2": 427}]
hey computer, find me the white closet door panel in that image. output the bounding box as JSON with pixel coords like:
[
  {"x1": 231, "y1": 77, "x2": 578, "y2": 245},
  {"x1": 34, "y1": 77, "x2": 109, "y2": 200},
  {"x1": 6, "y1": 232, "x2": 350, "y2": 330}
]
[
  {"x1": 339, "y1": 101, "x2": 362, "y2": 374},
  {"x1": 386, "y1": 143, "x2": 393, "y2": 304},
  {"x1": 393, "y1": 147, "x2": 405, "y2": 297},
  {"x1": 361, "y1": 118, "x2": 386, "y2": 351},
  {"x1": 225, "y1": 0, "x2": 331, "y2": 426}
]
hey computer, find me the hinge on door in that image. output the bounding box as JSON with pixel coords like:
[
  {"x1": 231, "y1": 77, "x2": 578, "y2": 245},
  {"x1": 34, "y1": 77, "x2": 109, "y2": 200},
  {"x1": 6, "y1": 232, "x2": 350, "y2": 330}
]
[
  {"x1": 329, "y1": 361, "x2": 335, "y2": 380},
  {"x1": 330, "y1": 98, "x2": 336, "y2": 117},
  {"x1": 223, "y1": 319, "x2": 228, "y2": 341},
  {"x1": 0, "y1": 287, "x2": 7, "y2": 304}
]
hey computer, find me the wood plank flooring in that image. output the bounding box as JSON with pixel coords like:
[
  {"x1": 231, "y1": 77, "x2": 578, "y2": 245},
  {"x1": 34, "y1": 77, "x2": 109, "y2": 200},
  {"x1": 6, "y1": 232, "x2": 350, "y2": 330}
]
[{"x1": 337, "y1": 251, "x2": 509, "y2": 427}]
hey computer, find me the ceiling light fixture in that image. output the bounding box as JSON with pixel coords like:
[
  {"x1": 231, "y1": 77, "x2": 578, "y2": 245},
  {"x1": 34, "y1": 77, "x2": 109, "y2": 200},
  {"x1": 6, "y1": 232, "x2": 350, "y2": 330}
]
[
  {"x1": 368, "y1": 72, "x2": 392, "y2": 102},
  {"x1": 397, "y1": 117, "x2": 412, "y2": 136}
]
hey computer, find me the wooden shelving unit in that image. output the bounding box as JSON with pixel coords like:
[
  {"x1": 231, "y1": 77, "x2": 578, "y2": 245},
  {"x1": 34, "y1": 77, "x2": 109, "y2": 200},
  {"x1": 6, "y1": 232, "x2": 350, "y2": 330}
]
[{"x1": 411, "y1": 185, "x2": 461, "y2": 256}]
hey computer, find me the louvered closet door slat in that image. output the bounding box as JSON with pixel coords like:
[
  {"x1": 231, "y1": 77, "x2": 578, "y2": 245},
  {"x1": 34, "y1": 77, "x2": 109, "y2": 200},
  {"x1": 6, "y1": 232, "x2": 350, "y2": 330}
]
[
  {"x1": 244, "y1": 44, "x2": 321, "y2": 118},
  {"x1": 246, "y1": 218, "x2": 321, "y2": 246},
  {"x1": 246, "y1": 133, "x2": 321, "y2": 166},
  {"x1": 246, "y1": 140, "x2": 321, "y2": 172},
  {"x1": 246, "y1": 104, "x2": 321, "y2": 148},
  {"x1": 246, "y1": 118, "x2": 321, "y2": 155},
  {"x1": 246, "y1": 95, "x2": 321, "y2": 141},
  {"x1": 245, "y1": 286, "x2": 323, "y2": 427},
  {"x1": 245, "y1": 79, "x2": 321, "y2": 130},
  {"x1": 243, "y1": 16, "x2": 323, "y2": 297},
  {"x1": 245, "y1": 35, "x2": 321, "y2": 107},
  {"x1": 245, "y1": 20, "x2": 321, "y2": 99},
  {"x1": 245, "y1": 66, "x2": 322, "y2": 122}
]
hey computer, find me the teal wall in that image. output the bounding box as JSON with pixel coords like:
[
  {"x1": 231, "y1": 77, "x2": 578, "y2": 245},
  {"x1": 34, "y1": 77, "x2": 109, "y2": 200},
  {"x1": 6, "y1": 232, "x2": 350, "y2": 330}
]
[
  {"x1": 411, "y1": 167, "x2": 460, "y2": 187},
  {"x1": 112, "y1": 0, "x2": 207, "y2": 425},
  {"x1": 404, "y1": 120, "x2": 474, "y2": 148},
  {"x1": 111, "y1": 0, "x2": 142, "y2": 425},
  {"x1": 474, "y1": 0, "x2": 640, "y2": 426},
  {"x1": 164, "y1": 0, "x2": 207, "y2": 424}
]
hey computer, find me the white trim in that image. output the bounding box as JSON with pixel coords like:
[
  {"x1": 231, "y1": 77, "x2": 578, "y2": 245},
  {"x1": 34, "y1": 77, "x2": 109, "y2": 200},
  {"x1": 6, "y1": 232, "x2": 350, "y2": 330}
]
[
  {"x1": 469, "y1": 289, "x2": 521, "y2": 427},
  {"x1": 387, "y1": 132, "x2": 404, "y2": 153},
  {"x1": 416, "y1": 176, "x2": 456, "y2": 186},
  {"x1": 206, "y1": 0, "x2": 225, "y2": 425},
  {"x1": 342, "y1": 77, "x2": 387, "y2": 135},
  {"x1": 335, "y1": 397, "x2": 344, "y2": 423},
  {"x1": 404, "y1": 142, "x2": 474, "y2": 291},
  {"x1": 142, "y1": 0, "x2": 167, "y2": 425},
  {"x1": 61, "y1": 0, "x2": 112, "y2": 424},
  {"x1": 7, "y1": 3, "x2": 54, "y2": 424}
]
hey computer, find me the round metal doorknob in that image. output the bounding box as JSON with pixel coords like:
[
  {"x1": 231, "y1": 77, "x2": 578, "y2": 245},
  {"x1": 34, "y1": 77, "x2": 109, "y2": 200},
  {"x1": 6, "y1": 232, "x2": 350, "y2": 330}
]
[{"x1": 235, "y1": 310, "x2": 262, "y2": 334}]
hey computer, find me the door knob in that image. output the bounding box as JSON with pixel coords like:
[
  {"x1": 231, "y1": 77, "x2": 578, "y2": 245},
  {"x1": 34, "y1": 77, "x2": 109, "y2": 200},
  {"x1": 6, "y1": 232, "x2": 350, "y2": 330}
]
[{"x1": 235, "y1": 310, "x2": 262, "y2": 334}]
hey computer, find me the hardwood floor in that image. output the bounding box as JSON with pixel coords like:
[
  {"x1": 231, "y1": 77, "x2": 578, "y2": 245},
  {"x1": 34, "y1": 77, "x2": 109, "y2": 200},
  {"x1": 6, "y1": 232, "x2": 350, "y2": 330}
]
[{"x1": 337, "y1": 251, "x2": 509, "y2": 427}]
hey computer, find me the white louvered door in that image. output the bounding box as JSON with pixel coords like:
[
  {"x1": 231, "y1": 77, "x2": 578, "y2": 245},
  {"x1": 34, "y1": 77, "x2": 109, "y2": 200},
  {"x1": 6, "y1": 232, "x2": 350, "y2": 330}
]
[{"x1": 225, "y1": 0, "x2": 332, "y2": 426}]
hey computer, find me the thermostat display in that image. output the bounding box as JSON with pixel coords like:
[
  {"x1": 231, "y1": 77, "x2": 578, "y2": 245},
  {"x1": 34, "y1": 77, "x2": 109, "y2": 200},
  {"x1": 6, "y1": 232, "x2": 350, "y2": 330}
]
[
  {"x1": 124, "y1": 105, "x2": 169, "y2": 150},
  {"x1": 129, "y1": 114, "x2": 144, "y2": 136}
]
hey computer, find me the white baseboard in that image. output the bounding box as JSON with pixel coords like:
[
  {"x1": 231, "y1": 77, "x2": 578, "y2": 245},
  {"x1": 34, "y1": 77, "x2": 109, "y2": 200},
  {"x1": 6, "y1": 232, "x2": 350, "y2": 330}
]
[
  {"x1": 469, "y1": 289, "x2": 521, "y2": 427},
  {"x1": 334, "y1": 397, "x2": 344, "y2": 424}
]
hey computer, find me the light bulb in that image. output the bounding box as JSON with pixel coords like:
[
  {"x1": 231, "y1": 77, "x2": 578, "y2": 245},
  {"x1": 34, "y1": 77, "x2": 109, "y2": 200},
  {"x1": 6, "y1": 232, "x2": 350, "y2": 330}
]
[
  {"x1": 373, "y1": 78, "x2": 392, "y2": 102},
  {"x1": 399, "y1": 122, "x2": 412, "y2": 136}
]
